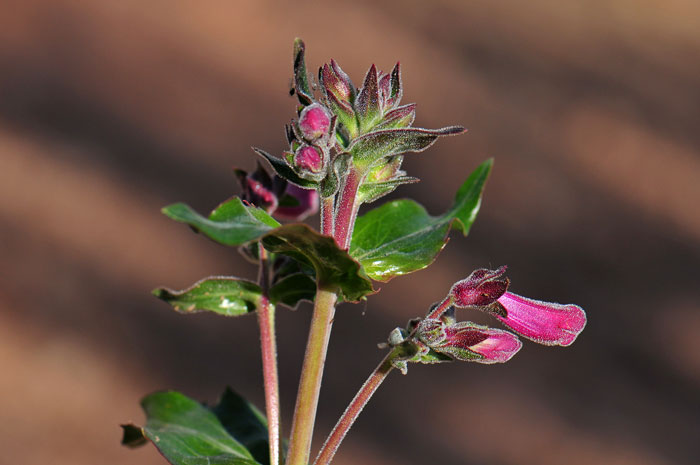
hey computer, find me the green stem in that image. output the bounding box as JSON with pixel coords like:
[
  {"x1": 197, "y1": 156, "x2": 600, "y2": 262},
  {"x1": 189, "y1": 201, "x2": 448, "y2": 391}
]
[
  {"x1": 286, "y1": 289, "x2": 338, "y2": 465},
  {"x1": 257, "y1": 245, "x2": 281, "y2": 465},
  {"x1": 314, "y1": 349, "x2": 399, "y2": 465}
]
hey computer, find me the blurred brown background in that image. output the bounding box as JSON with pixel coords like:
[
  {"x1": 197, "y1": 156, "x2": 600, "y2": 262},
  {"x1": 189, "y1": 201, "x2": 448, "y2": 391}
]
[{"x1": 1, "y1": 1, "x2": 699, "y2": 464}]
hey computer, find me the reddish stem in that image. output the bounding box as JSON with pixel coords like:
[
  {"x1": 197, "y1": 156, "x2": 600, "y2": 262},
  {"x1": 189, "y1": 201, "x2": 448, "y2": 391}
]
[
  {"x1": 314, "y1": 349, "x2": 398, "y2": 465},
  {"x1": 257, "y1": 246, "x2": 281, "y2": 465},
  {"x1": 333, "y1": 168, "x2": 362, "y2": 250},
  {"x1": 321, "y1": 196, "x2": 334, "y2": 236}
]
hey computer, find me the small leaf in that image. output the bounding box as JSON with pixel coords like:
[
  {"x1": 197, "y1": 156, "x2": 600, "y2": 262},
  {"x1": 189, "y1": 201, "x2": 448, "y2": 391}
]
[
  {"x1": 350, "y1": 126, "x2": 465, "y2": 170},
  {"x1": 254, "y1": 148, "x2": 318, "y2": 189},
  {"x1": 374, "y1": 104, "x2": 416, "y2": 130},
  {"x1": 357, "y1": 175, "x2": 419, "y2": 204},
  {"x1": 262, "y1": 224, "x2": 374, "y2": 302},
  {"x1": 123, "y1": 391, "x2": 260, "y2": 465},
  {"x1": 356, "y1": 64, "x2": 381, "y2": 131},
  {"x1": 162, "y1": 197, "x2": 280, "y2": 247},
  {"x1": 153, "y1": 277, "x2": 263, "y2": 316},
  {"x1": 293, "y1": 38, "x2": 313, "y2": 105},
  {"x1": 350, "y1": 159, "x2": 492, "y2": 281},
  {"x1": 269, "y1": 272, "x2": 316, "y2": 308}
]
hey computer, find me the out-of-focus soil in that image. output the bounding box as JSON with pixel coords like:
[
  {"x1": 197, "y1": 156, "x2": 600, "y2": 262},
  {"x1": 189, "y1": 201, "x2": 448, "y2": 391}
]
[{"x1": 1, "y1": 1, "x2": 698, "y2": 464}]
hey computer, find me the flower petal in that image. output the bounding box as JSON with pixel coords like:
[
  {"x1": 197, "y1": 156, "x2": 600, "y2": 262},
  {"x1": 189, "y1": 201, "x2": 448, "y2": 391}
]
[
  {"x1": 439, "y1": 322, "x2": 522, "y2": 364},
  {"x1": 495, "y1": 292, "x2": 587, "y2": 346}
]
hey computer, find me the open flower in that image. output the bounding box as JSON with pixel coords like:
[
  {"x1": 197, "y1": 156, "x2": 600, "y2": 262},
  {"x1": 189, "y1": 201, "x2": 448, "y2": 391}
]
[{"x1": 491, "y1": 292, "x2": 587, "y2": 346}]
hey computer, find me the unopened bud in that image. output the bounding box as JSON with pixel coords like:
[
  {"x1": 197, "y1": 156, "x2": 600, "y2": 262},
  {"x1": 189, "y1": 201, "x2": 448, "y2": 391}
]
[
  {"x1": 450, "y1": 266, "x2": 509, "y2": 308},
  {"x1": 298, "y1": 103, "x2": 331, "y2": 141},
  {"x1": 294, "y1": 145, "x2": 324, "y2": 173}
]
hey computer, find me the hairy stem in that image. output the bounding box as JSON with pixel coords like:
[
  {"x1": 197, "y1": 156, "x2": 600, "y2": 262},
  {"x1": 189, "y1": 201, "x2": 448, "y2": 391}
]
[
  {"x1": 333, "y1": 168, "x2": 363, "y2": 250},
  {"x1": 321, "y1": 196, "x2": 334, "y2": 236},
  {"x1": 427, "y1": 295, "x2": 454, "y2": 320},
  {"x1": 286, "y1": 289, "x2": 338, "y2": 465},
  {"x1": 314, "y1": 349, "x2": 398, "y2": 465},
  {"x1": 257, "y1": 245, "x2": 281, "y2": 465}
]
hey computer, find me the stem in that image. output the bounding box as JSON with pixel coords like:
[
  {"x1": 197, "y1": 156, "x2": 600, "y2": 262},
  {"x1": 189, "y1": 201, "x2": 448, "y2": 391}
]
[
  {"x1": 333, "y1": 168, "x2": 363, "y2": 250},
  {"x1": 257, "y1": 245, "x2": 281, "y2": 465},
  {"x1": 286, "y1": 289, "x2": 338, "y2": 465},
  {"x1": 321, "y1": 196, "x2": 334, "y2": 236},
  {"x1": 314, "y1": 349, "x2": 398, "y2": 465},
  {"x1": 427, "y1": 296, "x2": 454, "y2": 320}
]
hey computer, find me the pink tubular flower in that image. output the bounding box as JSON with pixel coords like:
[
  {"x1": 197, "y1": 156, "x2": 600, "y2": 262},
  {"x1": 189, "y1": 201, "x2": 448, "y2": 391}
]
[
  {"x1": 493, "y1": 292, "x2": 587, "y2": 346},
  {"x1": 416, "y1": 319, "x2": 522, "y2": 364},
  {"x1": 440, "y1": 322, "x2": 522, "y2": 363}
]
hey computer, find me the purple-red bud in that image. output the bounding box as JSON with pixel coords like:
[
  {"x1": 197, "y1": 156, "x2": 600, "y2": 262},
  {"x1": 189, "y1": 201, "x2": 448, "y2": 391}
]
[
  {"x1": 450, "y1": 266, "x2": 510, "y2": 308},
  {"x1": 294, "y1": 145, "x2": 324, "y2": 173},
  {"x1": 493, "y1": 292, "x2": 587, "y2": 346},
  {"x1": 298, "y1": 103, "x2": 331, "y2": 141},
  {"x1": 441, "y1": 322, "x2": 522, "y2": 363}
]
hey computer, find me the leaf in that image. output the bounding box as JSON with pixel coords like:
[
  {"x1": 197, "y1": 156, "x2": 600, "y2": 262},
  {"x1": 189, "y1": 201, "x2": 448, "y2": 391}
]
[
  {"x1": 357, "y1": 175, "x2": 419, "y2": 204},
  {"x1": 153, "y1": 277, "x2": 263, "y2": 316},
  {"x1": 350, "y1": 126, "x2": 465, "y2": 169},
  {"x1": 293, "y1": 38, "x2": 313, "y2": 105},
  {"x1": 269, "y1": 272, "x2": 316, "y2": 308},
  {"x1": 162, "y1": 197, "x2": 280, "y2": 247},
  {"x1": 211, "y1": 388, "x2": 272, "y2": 465},
  {"x1": 122, "y1": 391, "x2": 261, "y2": 465},
  {"x1": 262, "y1": 224, "x2": 374, "y2": 302},
  {"x1": 164, "y1": 200, "x2": 373, "y2": 302},
  {"x1": 254, "y1": 148, "x2": 318, "y2": 189},
  {"x1": 350, "y1": 159, "x2": 492, "y2": 281}
]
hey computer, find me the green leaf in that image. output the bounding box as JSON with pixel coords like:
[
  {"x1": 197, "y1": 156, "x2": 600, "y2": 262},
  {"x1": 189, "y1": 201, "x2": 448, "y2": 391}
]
[
  {"x1": 292, "y1": 38, "x2": 313, "y2": 105},
  {"x1": 269, "y1": 272, "x2": 316, "y2": 308},
  {"x1": 163, "y1": 197, "x2": 280, "y2": 246},
  {"x1": 122, "y1": 391, "x2": 261, "y2": 465},
  {"x1": 262, "y1": 224, "x2": 374, "y2": 302},
  {"x1": 211, "y1": 388, "x2": 272, "y2": 465},
  {"x1": 350, "y1": 126, "x2": 465, "y2": 169},
  {"x1": 357, "y1": 175, "x2": 419, "y2": 204},
  {"x1": 350, "y1": 159, "x2": 492, "y2": 281},
  {"x1": 153, "y1": 277, "x2": 263, "y2": 316}
]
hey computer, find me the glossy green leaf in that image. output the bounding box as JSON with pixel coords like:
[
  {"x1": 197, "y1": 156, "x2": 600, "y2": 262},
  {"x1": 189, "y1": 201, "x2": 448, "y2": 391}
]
[
  {"x1": 153, "y1": 277, "x2": 263, "y2": 316},
  {"x1": 262, "y1": 224, "x2": 374, "y2": 302},
  {"x1": 163, "y1": 197, "x2": 280, "y2": 246},
  {"x1": 350, "y1": 159, "x2": 492, "y2": 281},
  {"x1": 121, "y1": 391, "x2": 260, "y2": 465}
]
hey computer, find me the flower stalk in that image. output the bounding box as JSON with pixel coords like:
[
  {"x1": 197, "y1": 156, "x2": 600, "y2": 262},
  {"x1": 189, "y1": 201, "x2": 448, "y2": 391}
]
[{"x1": 314, "y1": 348, "x2": 399, "y2": 465}]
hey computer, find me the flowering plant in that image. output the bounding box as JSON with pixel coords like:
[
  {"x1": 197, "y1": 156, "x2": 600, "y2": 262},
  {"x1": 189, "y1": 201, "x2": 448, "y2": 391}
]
[{"x1": 121, "y1": 39, "x2": 586, "y2": 465}]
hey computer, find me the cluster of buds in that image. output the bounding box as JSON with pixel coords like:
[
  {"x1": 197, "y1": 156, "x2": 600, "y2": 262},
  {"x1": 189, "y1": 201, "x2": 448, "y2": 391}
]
[
  {"x1": 256, "y1": 39, "x2": 464, "y2": 205},
  {"x1": 283, "y1": 102, "x2": 337, "y2": 183},
  {"x1": 386, "y1": 266, "x2": 586, "y2": 373}
]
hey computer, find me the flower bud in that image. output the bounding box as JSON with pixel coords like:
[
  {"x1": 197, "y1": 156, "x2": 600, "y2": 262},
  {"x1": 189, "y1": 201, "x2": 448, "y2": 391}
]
[
  {"x1": 439, "y1": 322, "x2": 522, "y2": 363},
  {"x1": 492, "y1": 292, "x2": 587, "y2": 346},
  {"x1": 450, "y1": 266, "x2": 510, "y2": 308},
  {"x1": 298, "y1": 103, "x2": 332, "y2": 141},
  {"x1": 294, "y1": 145, "x2": 324, "y2": 174}
]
